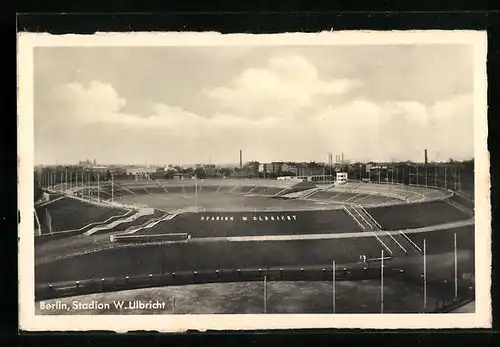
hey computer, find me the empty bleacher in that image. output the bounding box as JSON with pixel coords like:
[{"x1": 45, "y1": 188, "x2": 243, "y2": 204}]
[
  {"x1": 107, "y1": 210, "x2": 165, "y2": 233},
  {"x1": 198, "y1": 185, "x2": 219, "y2": 192},
  {"x1": 37, "y1": 197, "x2": 128, "y2": 234},
  {"x1": 308, "y1": 190, "x2": 336, "y2": 200},
  {"x1": 366, "y1": 201, "x2": 471, "y2": 231},
  {"x1": 36, "y1": 236, "x2": 385, "y2": 284},
  {"x1": 231, "y1": 185, "x2": 257, "y2": 194},
  {"x1": 248, "y1": 186, "x2": 269, "y2": 194},
  {"x1": 351, "y1": 195, "x2": 399, "y2": 205},
  {"x1": 218, "y1": 185, "x2": 237, "y2": 193},
  {"x1": 164, "y1": 186, "x2": 183, "y2": 193},
  {"x1": 259, "y1": 187, "x2": 286, "y2": 196},
  {"x1": 183, "y1": 186, "x2": 197, "y2": 194},
  {"x1": 144, "y1": 186, "x2": 167, "y2": 194},
  {"x1": 450, "y1": 193, "x2": 474, "y2": 211},
  {"x1": 407, "y1": 225, "x2": 475, "y2": 255},
  {"x1": 330, "y1": 192, "x2": 361, "y2": 202}
]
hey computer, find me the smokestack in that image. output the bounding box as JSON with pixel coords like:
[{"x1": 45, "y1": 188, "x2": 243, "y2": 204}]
[
  {"x1": 239, "y1": 150, "x2": 242, "y2": 168},
  {"x1": 425, "y1": 149, "x2": 428, "y2": 165},
  {"x1": 341, "y1": 152, "x2": 344, "y2": 163}
]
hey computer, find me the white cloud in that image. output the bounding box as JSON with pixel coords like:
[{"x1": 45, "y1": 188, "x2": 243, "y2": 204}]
[
  {"x1": 36, "y1": 77, "x2": 473, "y2": 164},
  {"x1": 202, "y1": 54, "x2": 361, "y2": 120}
]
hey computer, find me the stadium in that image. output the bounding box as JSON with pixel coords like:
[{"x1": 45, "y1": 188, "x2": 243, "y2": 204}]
[{"x1": 34, "y1": 174, "x2": 475, "y2": 314}]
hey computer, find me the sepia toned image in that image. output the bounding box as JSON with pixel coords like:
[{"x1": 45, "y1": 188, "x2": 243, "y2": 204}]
[{"x1": 18, "y1": 31, "x2": 490, "y2": 331}]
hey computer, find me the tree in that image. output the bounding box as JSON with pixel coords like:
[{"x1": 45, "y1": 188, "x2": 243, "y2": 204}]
[
  {"x1": 34, "y1": 172, "x2": 43, "y2": 202},
  {"x1": 194, "y1": 167, "x2": 207, "y2": 179},
  {"x1": 218, "y1": 168, "x2": 231, "y2": 178}
]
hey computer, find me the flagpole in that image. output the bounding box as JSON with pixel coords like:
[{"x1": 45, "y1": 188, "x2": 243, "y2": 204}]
[
  {"x1": 97, "y1": 172, "x2": 100, "y2": 202},
  {"x1": 381, "y1": 249, "x2": 384, "y2": 314},
  {"x1": 423, "y1": 238, "x2": 427, "y2": 312},
  {"x1": 435, "y1": 164, "x2": 437, "y2": 188},
  {"x1": 264, "y1": 275, "x2": 267, "y2": 314},
  {"x1": 444, "y1": 167, "x2": 447, "y2": 190},
  {"x1": 454, "y1": 232, "x2": 458, "y2": 299},
  {"x1": 111, "y1": 173, "x2": 114, "y2": 202},
  {"x1": 332, "y1": 260, "x2": 336, "y2": 313}
]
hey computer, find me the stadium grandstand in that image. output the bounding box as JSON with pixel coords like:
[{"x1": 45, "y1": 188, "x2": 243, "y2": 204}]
[{"x1": 33, "y1": 158, "x2": 476, "y2": 314}]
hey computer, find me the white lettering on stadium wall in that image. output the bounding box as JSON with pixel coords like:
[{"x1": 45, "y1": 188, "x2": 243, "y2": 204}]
[{"x1": 200, "y1": 215, "x2": 297, "y2": 221}]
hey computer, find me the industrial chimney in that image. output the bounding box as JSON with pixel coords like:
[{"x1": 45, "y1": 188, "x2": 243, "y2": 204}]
[
  {"x1": 424, "y1": 149, "x2": 428, "y2": 165},
  {"x1": 239, "y1": 150, "x2": 242, "y2": 168}
]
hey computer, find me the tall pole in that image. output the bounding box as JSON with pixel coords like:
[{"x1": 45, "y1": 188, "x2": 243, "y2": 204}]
[
  {"x1": 88, "y1": 172, "x2": 91, "y2": 200},
  {"x1": 455, "y1": 169, "x2": 458, "y2": 191},
  {"x1": 381, "y1": 249, "x2": 384, "y2": 314},
  {"x1": 65, "y1": 169, "x2": 68, "y2": 191},
  {"x1": 454, "y1": 232, "x2": 458, "y2": 299},
  {"x1": 264, "y1": 275, "x2": 267, "y2": 314},
  {"x1": 444, "y1": 167, "x2": 447, "y2": 190},
  {"x1": 97, "y1": 172, "x2": 100, "y2": 202},
  {"x1": 378, "y1": 169, "x2": 381, "y2": 184},
  {"x1": 416, "y1": 167, "x2": 419, "y2": 186},
  {"x1": 423, "y1": 238, "x2": 427, "y2": 312},
  {"x1": 111, "y1": 173, "x2": 114, "y2": 202},
  {"x1": 425, "y1": 166, "x2": 428, "y2": 188},
  {"x1": 435, "y1": 164, "x2": 437, "y2": 188},
  {"x1": 332, "y1": 260, "x2": 336, "y2": 313},
  {"x1": 60, "y1": 172, "x2": 63, "y2": 191}
]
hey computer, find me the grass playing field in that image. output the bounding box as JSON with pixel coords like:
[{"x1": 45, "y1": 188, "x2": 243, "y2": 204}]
[{"x1": 118, "y1": 192, "x2": 340, "y2": 211}]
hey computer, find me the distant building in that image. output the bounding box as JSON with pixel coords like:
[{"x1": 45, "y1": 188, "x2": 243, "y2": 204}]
[
  {"x1": 173, "y1": 173, "x2": 192, "y2": 180},
  {"x1": 242, "y1": 161, "x2": 259, "y2": 177},
  {"x1": 91, "y1": 166, "x2": 108, "y2": 173},
  {"x1": 281, "y1": 162, "x2": 298, "y2": 175},
  {"x1": 126, "y1": 167, "x2": 156, "y2": 180},
  {"x1": 203, "y1": 164, "x2": 217, "y2": 176},
  {"x1": 78, "y1": 159, "x2": 93, "y2": 168}
]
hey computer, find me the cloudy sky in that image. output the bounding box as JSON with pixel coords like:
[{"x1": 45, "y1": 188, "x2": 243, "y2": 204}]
[{"x1": 34, "y1": 44, "x2": 474, "y2": 165}]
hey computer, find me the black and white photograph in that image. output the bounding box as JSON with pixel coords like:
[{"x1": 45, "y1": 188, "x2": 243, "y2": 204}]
[{"x1": 18, "y1": 31, "x2": 490, "y2": 331}]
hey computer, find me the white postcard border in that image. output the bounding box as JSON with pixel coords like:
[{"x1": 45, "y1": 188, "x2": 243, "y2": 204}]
[{"x1": 18, "y1": 30, "x2": 491, "y2": 332}]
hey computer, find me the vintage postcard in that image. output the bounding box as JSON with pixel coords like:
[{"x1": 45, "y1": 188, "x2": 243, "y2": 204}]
[{"x1": 18, "y1": 31, "x2": 490, "y2": 331}]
